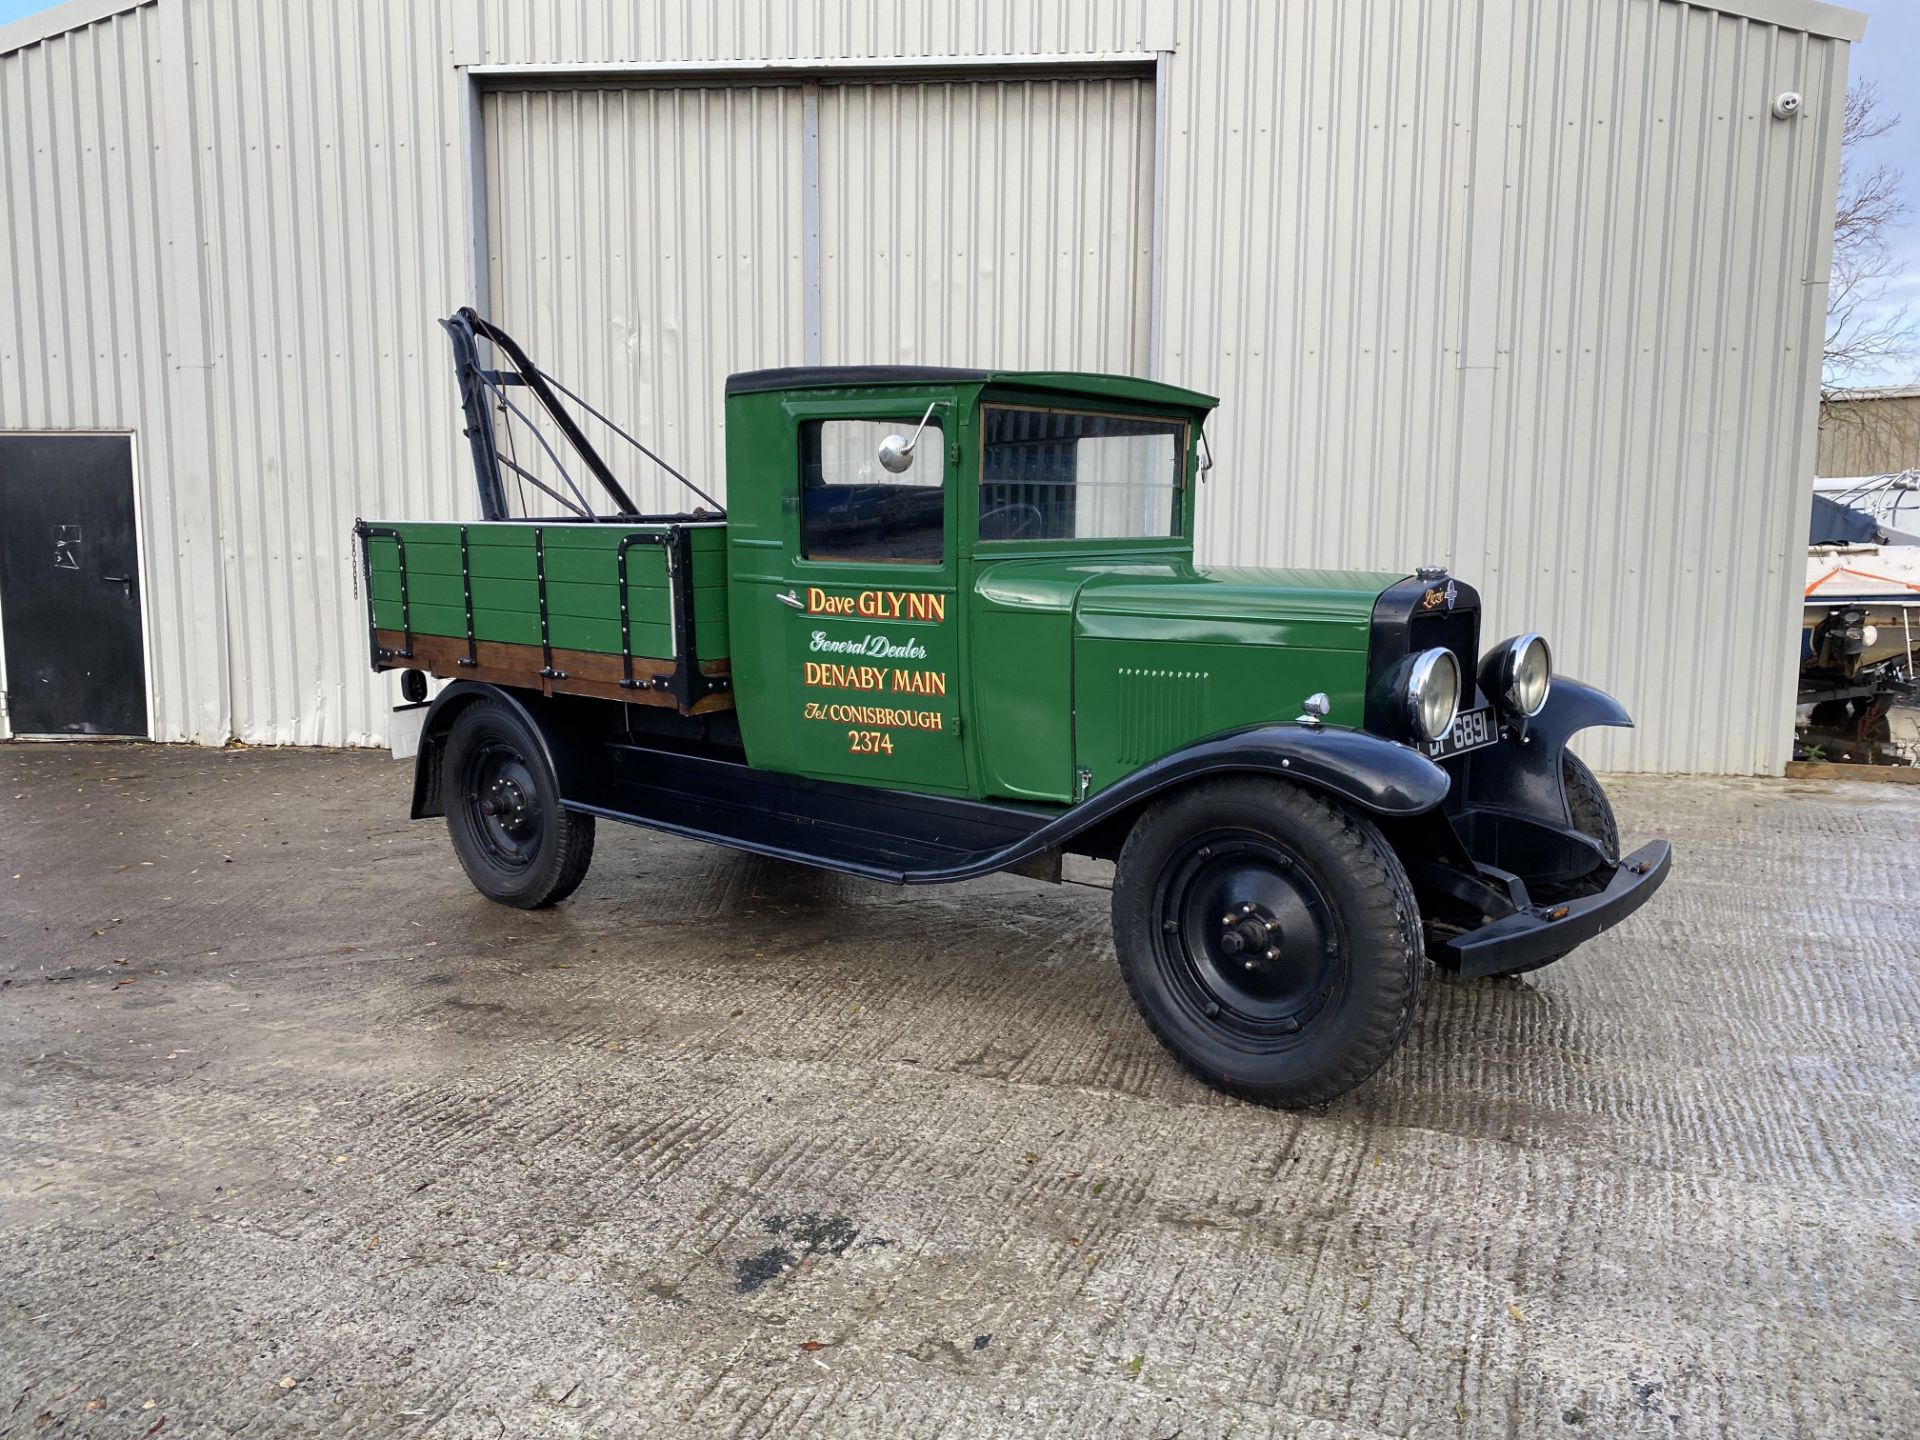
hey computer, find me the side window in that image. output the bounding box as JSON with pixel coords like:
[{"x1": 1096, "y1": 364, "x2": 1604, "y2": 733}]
[
  {"x1": 980, "y1": 407, "x2": 1184, "y2": 541},
  {"x1": 800, "y1": 419, "x2": 946, "y2": 565}
]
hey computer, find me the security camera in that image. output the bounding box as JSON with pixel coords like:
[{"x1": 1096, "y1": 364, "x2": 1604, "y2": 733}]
[{"x1": 1772, "y1": 91, "x2": 1803, "y2": 119}]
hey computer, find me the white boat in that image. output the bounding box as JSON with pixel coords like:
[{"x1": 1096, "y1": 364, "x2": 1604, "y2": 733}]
[{"x1": 1804, "y1": 541, "x2": 1920, "y2": 673}]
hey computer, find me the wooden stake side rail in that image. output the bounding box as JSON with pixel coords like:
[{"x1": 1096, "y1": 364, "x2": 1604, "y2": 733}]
[
  {"x1": 357, "y1": 518, "x2": 732, "y2": 717},
  {"x1": 374, "y1": 629, "x2": 734, "y2": 714}
]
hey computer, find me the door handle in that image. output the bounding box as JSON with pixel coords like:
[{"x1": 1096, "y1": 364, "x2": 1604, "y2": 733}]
[
  {"x1": 101, "y1": 573, "x2": 132, "y2": 597},
  {"x1": 775, "y1": 589, "x2": 805, "y2": 611}
]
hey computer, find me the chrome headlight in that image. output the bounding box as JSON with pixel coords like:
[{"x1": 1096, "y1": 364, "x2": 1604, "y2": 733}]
[
  {"x1": 1405, "y1": 648, "x2": 1461, "y2": 742},
  {"x1": 1486, "y1": 634, "x2": 1553, "y2": 717}
]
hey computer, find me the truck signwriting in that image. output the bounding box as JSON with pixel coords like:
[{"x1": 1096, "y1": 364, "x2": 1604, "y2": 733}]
[{"x1": 803, "y1": 587, "x2": 947, "y2": 622}]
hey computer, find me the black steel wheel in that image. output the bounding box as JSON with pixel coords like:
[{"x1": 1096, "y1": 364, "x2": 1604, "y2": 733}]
[
  {"x1": 1112, "y1": 777, "x2": 1423, "y2": 1109},
  {"x1": 1477, "y1": 751, "x2": 1616, "y2": 978},
  {"x1": 442, "y1": 699, "x2": 594, "y2": 908}
]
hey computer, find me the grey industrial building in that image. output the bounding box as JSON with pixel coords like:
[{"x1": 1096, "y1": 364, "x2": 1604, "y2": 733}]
[{"x1": 0, "y1": 0, "x2": 1866, "y2": 771}]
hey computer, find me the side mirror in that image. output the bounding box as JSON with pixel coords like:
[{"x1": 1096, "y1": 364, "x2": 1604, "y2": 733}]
[
  {"x1": 878, "y1": 402, "x2": 937, "y2": 475},
  {"x1": 877, "y1": 433, "x2": 915, "y2": 473}
]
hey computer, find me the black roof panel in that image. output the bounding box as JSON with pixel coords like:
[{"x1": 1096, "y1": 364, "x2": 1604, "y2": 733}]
[
  {"x1": 725, "y1": 366, "x2": 990, "y2": 396},
  {"x1": 723, "y1": 365, "x2": 1218, "y2": 409}
]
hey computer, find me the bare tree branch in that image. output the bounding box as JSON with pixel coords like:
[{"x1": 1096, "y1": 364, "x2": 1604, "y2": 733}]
[{"x1": 1823, "y1": 81, "x2": 1918, "y2": 398}]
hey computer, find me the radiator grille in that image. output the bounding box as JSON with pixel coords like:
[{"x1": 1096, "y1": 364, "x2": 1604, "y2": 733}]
[{"x1": 1409, "y1": 609, "x2": 1479, "y2": 697}]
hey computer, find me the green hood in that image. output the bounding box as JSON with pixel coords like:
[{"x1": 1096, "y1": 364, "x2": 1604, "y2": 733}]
[
  {"x1": 968, "y1": 557, "x2": 1409, "y2": 803},
  {"x1": 1064, "y1": 561, "x2": 1405, "y2": 650},
  {"x1": 972, "y1": 557, "x2": 1404, "y2": 647},
  {"x1": 1076, "y1": 561, "x2": 1401, "y2": 618},
  {"x1": 978, "y1": 556, "x2": 1401, "y2": 610}
]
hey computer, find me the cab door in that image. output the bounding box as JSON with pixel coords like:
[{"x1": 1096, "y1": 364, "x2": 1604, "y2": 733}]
[{"x1": 753, "y1": 397, "x2": 971, "y2": 794}]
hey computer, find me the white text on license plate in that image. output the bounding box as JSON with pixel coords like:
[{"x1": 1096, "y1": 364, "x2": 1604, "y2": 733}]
[{"x1": 1428, "y1": 706, "x2": 1495, "y2": 758}]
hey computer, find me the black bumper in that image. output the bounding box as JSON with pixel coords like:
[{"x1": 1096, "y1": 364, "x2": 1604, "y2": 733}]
[{"x1": 1444, "y1": 840, "x2": 1672, "y2": 978}]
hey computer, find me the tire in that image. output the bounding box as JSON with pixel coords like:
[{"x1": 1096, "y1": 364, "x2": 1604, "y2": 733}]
[
  {"x1": 1479, "y1": 751, "x2": 1616, "y2": 978},
  {"x1": 1808, "y1": 699, "x2": 1851, "y2": 730},
  {"x1": 1111, "y1": 777, "x2": 1423, "y2": 1109},
  {"x1": 442, "y1": 698, "x2": 595, "y2": 908},
  {"x1": 1561, "y1": 751, "x2": 1619, "y2": 864}
]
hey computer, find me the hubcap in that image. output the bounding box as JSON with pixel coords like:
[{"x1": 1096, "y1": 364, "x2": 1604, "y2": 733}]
[{"x1": 1157, "y1": 835, "x2": 1342, "y2": 1037}]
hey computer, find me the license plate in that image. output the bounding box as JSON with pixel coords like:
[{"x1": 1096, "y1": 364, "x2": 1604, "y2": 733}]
[{"x1": 1426, "y1": 705, "x2": 1498, "y2": 760}]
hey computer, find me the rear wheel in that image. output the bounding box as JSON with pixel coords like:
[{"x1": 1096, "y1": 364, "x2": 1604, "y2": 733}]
[
  {"x1": 1111, "y1": 777, "x2": 1423, "y2": 1109},
  {"x1": 442, "y1": 699, "x2": 595, "y2": 908}
]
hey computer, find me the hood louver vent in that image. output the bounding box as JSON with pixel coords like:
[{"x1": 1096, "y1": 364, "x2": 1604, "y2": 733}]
[{"x1": 1114, "y1": 667, "x2": 1212, "y2": 765}]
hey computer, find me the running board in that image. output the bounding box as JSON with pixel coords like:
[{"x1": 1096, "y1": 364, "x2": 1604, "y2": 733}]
[
  {"x1": 552, "y1": 720, "x2": 1453, "y2": 884},
  {"x1": 564, "y1": 742, "x2": 1060, "y2": 884}
]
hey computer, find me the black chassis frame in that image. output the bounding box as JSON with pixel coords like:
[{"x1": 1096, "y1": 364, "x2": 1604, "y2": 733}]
[{"x1": 404, "y1": 672, "x2": 1668, "y2": 978}]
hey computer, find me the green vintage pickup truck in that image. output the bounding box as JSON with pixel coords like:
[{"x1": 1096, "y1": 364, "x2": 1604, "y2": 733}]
[{"x1": 357, "y1": 310, "x2": 1670, "y2": 1108}]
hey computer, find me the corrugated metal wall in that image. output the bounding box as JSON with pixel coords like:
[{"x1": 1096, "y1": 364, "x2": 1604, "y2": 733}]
[
  {"x1": 484, "y1": 83, "x2": 806, "y2": 516},
  {"x1": 0, "y1": 0, "x2": 472, "y2": 745},
  {"x1": 0, "y1": 0, "x2": 1856, "y2": 771},
  {"x1": 1159, "y1": 0, "x2": 1849, "y2": 772},
  {"x1": 190, "y1": 0, "x2": 471, "y2": 744},
  {"x1": 0, "y1": 1, "x2": 225, "y2": 743},
  {"x1": 482, "y1": 75, "x2": 1153, "y2": 512},
  {"x1": 817, "y1": 77, "x2": 1155, "y2": 373}
]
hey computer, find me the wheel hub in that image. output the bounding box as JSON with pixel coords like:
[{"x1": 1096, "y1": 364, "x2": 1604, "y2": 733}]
[
  {"x1": 480, "y1": 776, "x2": 532, "y2": 834},
  {"x1": 1156, "y1": 835, "x2": 1343, "y2": 1038},
  {"x1": 1218, "y1": 901, "x2": 1284, "y2": 967},
  {"x1": 462, "y1": 743, "x2": 544, "y2": 868}
]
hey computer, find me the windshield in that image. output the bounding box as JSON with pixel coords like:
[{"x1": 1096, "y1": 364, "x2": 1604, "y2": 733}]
[{"x1": 979, "y1": 406, "x2": 1185, "y2": 542}]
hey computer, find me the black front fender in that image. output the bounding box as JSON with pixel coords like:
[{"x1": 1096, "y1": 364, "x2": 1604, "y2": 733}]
[
  {"x1": 1085, "y1": 722, "x2": 1451, "y2": 818},
  {"x1": 1466, "y1": 676, "x2": 1633, "y2": 825},
  {"x1": 902, "y1": 723, "x2": 1449, "y2": 883}
]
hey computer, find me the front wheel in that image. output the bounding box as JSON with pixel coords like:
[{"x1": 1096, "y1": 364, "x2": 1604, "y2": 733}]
[
  {"x1": 442, "y1": 698, "x2": 595, "y2": 908},
  {"x1": 1111, "y1": 777, "x2": 1424, "y2": 1109}
]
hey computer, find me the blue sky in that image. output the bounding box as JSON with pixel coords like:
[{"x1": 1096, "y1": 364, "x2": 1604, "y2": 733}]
[
  {"x1": 1844, "y1": 4, "x2": 1920, "y2": 384},
  {"x1": 1, "y1": 0, "x2": 1914, "y2": 380}
]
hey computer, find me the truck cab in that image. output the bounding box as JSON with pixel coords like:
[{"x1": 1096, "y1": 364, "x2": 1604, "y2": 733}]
[
  {"x1": 722, "y1": 366, "x2": 1228, "y2": 803},
  {"x1": 721, "y1": 368, "x2": 1421, "y2": 813},
  {"x1": 356, "y1": 310, "x2": 1671, "y2": 1111}
]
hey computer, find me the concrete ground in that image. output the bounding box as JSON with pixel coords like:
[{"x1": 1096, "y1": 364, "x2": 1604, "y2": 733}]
[{"x1": 1, "y1": 746, "x2": 1915, "y2": 1440}]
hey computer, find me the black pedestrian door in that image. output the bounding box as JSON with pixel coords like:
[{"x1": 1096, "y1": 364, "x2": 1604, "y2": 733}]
[{"x1": 0, "y1": 435, "x2": 147, "y2": 736}]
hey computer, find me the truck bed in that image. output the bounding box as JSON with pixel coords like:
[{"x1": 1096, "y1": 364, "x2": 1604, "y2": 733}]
[{"x1": 357, "y1": 518, "x2": 731, "y2": 713}]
